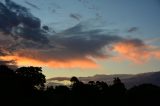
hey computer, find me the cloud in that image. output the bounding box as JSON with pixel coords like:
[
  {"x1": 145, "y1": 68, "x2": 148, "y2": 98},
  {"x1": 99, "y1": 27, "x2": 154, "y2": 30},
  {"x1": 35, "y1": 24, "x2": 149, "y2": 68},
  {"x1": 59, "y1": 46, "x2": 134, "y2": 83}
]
[
  {"x1": 0, "y1": 0, "x2": 49, "y2": 67},
  {"x1": 127, "y1": 27, "x2": 138, "y2": 33},
  {"x1": 0, "y1": 44, "x2": 17, "y2": 68},
  {"x1": 0, "y1": 0, "x2": 160, "y2": 69},
  {"x1": 0, "y1": 60, "x2": 16, "y2": 68},
  {"x1": 47, "y1": 23, "x2": 124, "y2": 61},
  {"x1": 1, "y1": 18, "x2": 160, "y2": 68},
  {"x1": 113, "y1": 39, "x2": 160, "y2": 63},
  {"x1": 69, "y1": 13, "x2": 82, "y2": 21},
  {"x1": 0, "y1": 54, "x2": 98, "y2": 68},
  {"x1": 0, "y1": 0, "x2": 48, "y2": 43}
]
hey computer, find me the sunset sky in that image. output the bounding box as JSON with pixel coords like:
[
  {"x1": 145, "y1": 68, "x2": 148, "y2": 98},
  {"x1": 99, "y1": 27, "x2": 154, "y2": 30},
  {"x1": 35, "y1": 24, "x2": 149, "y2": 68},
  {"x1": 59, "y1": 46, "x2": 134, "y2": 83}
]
[{"x1": 0, "y1": 0, "x2": 160, "y2": 79}]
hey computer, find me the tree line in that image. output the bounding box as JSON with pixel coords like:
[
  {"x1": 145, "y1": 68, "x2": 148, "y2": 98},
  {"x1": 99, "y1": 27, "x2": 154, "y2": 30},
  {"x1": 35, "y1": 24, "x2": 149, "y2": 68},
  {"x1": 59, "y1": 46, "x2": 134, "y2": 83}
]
[{"x1": 0, "y1": 65, "x2": 159, "y2": 106}]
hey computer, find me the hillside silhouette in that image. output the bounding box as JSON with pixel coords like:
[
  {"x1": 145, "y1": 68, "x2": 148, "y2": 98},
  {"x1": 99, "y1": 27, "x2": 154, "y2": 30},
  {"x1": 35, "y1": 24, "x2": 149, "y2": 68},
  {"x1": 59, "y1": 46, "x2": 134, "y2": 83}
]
[
  {"x1": 0, "y1": 65, "x2": 160, "y2": 106},
  {"x1": 47, "y1": 71, "x2": 160, "y2": 88}
]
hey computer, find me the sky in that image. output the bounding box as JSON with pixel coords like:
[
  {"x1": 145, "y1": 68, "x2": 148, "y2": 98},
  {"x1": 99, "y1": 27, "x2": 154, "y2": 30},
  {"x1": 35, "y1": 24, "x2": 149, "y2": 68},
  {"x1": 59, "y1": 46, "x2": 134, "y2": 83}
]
[{"x1": 0, "y1": 0, "x2": 160, "y2": 79}]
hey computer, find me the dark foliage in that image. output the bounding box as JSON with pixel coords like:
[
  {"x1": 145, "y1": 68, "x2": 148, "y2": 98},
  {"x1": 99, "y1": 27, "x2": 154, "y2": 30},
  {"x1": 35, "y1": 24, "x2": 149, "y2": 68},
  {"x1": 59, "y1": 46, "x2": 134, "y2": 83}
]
[{"x1": 0, "y1": 65, "x2": 160, "y2": 106}]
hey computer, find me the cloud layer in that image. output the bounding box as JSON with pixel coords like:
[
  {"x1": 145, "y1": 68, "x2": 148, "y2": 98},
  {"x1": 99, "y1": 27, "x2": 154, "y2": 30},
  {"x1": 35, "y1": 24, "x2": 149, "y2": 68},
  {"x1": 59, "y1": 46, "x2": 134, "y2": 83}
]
[
  {"x1": 113, "y1": 39, "x2": 160, "y2": 63},
  {"x1": 0, "y1": 0, "x2": 48, "y2": 43},
  {"x1": 0, "y1": 0, "x2": 160, "y2": 68}
]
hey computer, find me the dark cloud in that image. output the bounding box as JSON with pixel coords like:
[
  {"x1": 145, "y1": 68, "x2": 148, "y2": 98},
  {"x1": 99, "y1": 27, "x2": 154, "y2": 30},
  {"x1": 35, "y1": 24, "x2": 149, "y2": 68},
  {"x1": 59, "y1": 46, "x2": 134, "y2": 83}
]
[
  {"x1": 25, "y1": 1, "x2": 40, "y2": 10},
  {"x1": 0, "y1": 2, "x2": 19, "y2": 33},
  {"x1": 5, "y1": 0, "x2": 28, "y2": 13},
  {"x1": 0, "y1": 0, "x2": 48, "y2": 43},
  {"x1": 0, "y1": 0, "x2": 155, "y2": 68},
  {"x1": 3, "y1": 22, "x2": 147, "y2": 65},
  {"x1": 42, "y1": 26, "x2": 49, "y2": 31},
  {"x1": 0, "y1": 36, "x2": 17, "y2": 68},
  {"x1": 0, "y1": 0, "x2": 50, "y2": 67},
  {"x1": 70, "y1": 13, "x2": 82, "y2": 21},
  {"x1": 127, "y1": 27, "x2": 138, "y2": 33},
  {"x1": 2, "y1": 22, "x2": 124, "y2": 64},
  {"x1": 0, "y1": 60, "x2": 15, "y2": 65},
  {"x1": 0, "y1": 60, "x2": 17, "y2": 69},
  {"x1": 41, "y1": 23, "x2": 125, "y2": 61},
  {"x1": 122, "y1": 38, "x2": 145, "y2": 47},
  {"x1": 12, "y1": 26, "x2": 48, "y2": 43},
  {"x1": 0, "y1": 47, "x2": 10, "y2": 56}
]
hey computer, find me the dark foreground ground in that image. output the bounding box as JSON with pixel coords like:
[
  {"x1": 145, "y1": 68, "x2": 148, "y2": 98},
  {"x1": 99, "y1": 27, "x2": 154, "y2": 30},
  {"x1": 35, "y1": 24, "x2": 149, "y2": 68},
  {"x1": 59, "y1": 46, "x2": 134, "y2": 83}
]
[{"x1": 0, "y1": 65, "x2": 160, "y2": 106}]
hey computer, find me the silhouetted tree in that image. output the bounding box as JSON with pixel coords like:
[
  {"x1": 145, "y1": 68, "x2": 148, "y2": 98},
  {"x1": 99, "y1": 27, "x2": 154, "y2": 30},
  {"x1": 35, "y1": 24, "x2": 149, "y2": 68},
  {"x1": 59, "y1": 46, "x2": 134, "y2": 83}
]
[
  {"x1": 108, "y1": 77, "x2": 126, "y2": 105},
  {"x1": 15, "y1": 66, "x2": 46, "y2": 96},
  {"x1": 88, "y1": 81, "x2": 95, "y2": 85},
  {"x1": 0, "y1": 65, "x2": 160, "y2": 106},
  {"x1": 113, "y1": 77, "x2": 122, "y2": 84},
  {"x1": 96, "y1": 81, "x2": 108, "y2": 91},
  {"x1": 70, "y1": 76, "x2": 79, "y2": 84},
  {"x1": 126, "y1": 84, "x2": 160, "y2": 106},
  {"x1": 111, "y1": 77, "x2": 126, "y2": 94},
  {"x1": 0, "y1": 65, "x2": 16, "y2": 96}
]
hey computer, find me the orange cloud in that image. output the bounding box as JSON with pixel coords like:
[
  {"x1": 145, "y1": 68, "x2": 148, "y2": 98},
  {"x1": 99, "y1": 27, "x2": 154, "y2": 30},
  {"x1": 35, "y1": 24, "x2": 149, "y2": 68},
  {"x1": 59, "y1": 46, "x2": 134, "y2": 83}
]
[
  {"x1": 0, "y1": 54, "x2": 98, "y2": 69},
  {"x1": 1, "y1": 38, "x2": 160, "y2": 68},
  {"x1": 113, "y1": 41, "x2": 160, "y2": 63}
]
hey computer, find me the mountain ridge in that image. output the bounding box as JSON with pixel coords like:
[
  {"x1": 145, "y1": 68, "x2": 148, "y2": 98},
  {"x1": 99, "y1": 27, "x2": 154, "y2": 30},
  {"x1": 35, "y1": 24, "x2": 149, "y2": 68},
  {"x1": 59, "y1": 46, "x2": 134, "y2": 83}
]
[{"x1": 47, "y1": 71, "x2": 160, "y2": 88}]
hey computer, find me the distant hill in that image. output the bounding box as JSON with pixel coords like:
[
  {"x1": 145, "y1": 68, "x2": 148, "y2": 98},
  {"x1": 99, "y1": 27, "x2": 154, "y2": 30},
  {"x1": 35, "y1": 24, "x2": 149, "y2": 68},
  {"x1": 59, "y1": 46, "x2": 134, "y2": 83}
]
[{"x1": 47, "y1": 71, "x2": 160, "y2": 88}]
